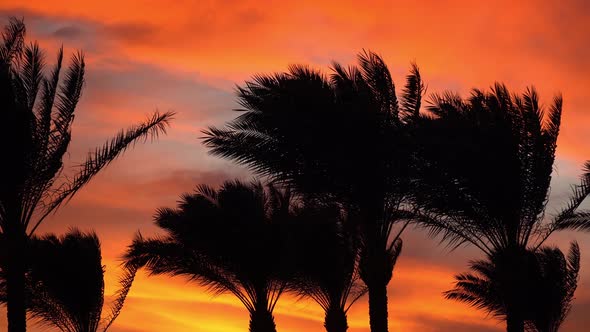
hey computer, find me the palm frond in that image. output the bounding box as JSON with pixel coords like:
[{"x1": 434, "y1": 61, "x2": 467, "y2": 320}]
[
  {"x1": 30, "y1": 111, "x2": 174, "y2": 234},
  {"x1": 0, "y1": 17, "x2": 25, "y2": 65},
  {"x1": 547, "y1": 161, "x2": 590, "y2": 234},
  {"x1": 101, "y1": 263, "x2": 138, "y2": 331},
  {"x1": 399, "y1": 62, "x2": 425, "y2": 122},
  {"x1": 20, "y1": 42, "x2": 44, "y2": 111},
  {"x1": 357, "y1": 49, "x2": 398, "y2": 119},
  {"x1": 444, "y1": 271, "x2": 505, "y2": 319},
  {"x1": 53, "y1": 51, "x2": 84, "y2": 136}
]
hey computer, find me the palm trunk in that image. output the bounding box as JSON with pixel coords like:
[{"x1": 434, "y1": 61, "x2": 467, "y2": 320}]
[
  {"x1": 324, "y1": 306, "x2": 348, "y2": 332},
  {"x1": 5, "y1": 233, "x2": 27, "y2": 332},
  {"x1": 249, "y1": 306, "x2": 276, "y2": 332},
  {"x1": 368, "y1": 282, "x2": 388, "y2": 332}
]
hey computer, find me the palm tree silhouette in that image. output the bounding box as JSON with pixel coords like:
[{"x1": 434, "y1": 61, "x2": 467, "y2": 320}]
[
  {"x1": 286, "y1": 200, "x2": 367, "y2": 332},
  {"x1": 445, "y1": 242, "x2": 580, "y2": 332},
  {"x1": 124, "y1": 180, "x2": 296, "y2": 332},
  {"x1": 527, "y1": 243, "x2": 580, "y2": 332},
  {"x1": 411, "y1": 84, "x2": 590, "y2": 331},
  {"x1": 202, "y1": 50, "x2": 425, "y2": 332},
  {"x1": 0, "y1": 229, "x2": 137, "y2": 332},
  {"x1": 0, "y1": 17, "x2": 173, "y2": 331}
]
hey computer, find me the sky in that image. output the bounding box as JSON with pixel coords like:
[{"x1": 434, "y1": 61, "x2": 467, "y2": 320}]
[{"x1": 1, "y1": 1, "x2": 589, "y2": 331}]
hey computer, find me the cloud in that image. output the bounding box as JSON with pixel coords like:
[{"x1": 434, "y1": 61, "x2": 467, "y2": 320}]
[
  {"x1": 102, "y1": 22, "x2": 156, "y2": 44},
  {"x1": 52, "y1": 24, "x2": 82, "y2": 39}
]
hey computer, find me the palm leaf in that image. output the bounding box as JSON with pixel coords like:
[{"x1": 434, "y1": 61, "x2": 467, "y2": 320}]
[
  {"x1": 0, "y1": 17, "x2": 25, "y2": 65},
  {"x1": 101, "y1": 264, "x2": 138, "y2": 331},
  {"x1": 399, "y1": 62, "x2": 425, "y2": 122},
  {"x1": 30, "y1": 111, "x2": 174, "y2": 234}
]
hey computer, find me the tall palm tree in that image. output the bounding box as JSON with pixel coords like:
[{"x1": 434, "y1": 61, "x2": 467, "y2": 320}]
[
  {"x1": 445, "y1": 242, "x2": 580, "y2": 332},
  {"x1": 286, "y1": 200, "x2": 367, "y2": 332},
  {"x1": 202, "y1": 50, "x2": 425, "y2": 332},
  {"x1": 0, "y1": 18, "x2": 173, "y2": 331},
  {"x1": 0, "y1": 229, "x2": 138, "y2": 332},
  {"x1": 124, "y1": 180, "x2": 296, "y2": 332},
  {"x1": 411, "y1": 84, "x2": 590, "y2": 331}
]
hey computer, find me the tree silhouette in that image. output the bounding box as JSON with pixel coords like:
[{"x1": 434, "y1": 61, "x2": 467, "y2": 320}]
[
  {"x1": 202, "y1": 50, "x2": 424, "y2": 332},
  {"x1": 0, "y1": 229, "x2": 138, "y2": 332},
  {"x1": 286, "y1": 200, "x2": 367, "y2": 332},
  {"x1": 411, "y1": 84, "x2": 590, "y2": 331},
  {"x1": 445, "y1": 242, "x2": 580, "y2": 332},
  {"x1": 527, "y1": 243, "x2": 580, "y2": 332},
  {"x1": 124, "y1": 180, "x2": 297, "y2": 332},
  {"x1": 0, "y1": 17, "x2": 173, "y2": 331}
]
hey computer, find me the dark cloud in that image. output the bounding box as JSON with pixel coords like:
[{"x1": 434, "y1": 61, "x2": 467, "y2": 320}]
[
  {"x1": 237, "y1": 8, "x2": 266, "y2": 26},
  {"x1": 77, "y1": 58, "x2": 237, "y2": 127},
  {"x1": 102, "y1": 22, "x2": 156, "y2": 43},
  {"x1": 53, "y1": 25, "x2": 83, "y2": 39}
]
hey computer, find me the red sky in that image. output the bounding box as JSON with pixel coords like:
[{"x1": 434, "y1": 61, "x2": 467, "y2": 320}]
[{"x1": 1, "y1": 1, "x2": 590, "y2": 331}]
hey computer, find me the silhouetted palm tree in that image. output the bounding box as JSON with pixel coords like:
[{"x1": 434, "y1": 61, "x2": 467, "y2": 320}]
[
  {"x1": 125, "y1": 180, "x2": 296, "y2": 332},
  {"x1": 445, "y1": 242, "x2": 580, "y2": 332},
  {"x1": 527, "y1": 243, "x2": 580, "y2": 332},
  {"x1": 286, "y1": 200, "x2": 367, "y2": 332},
  {"x1": 411, "y1": 84, "x2": 590, "y2": 331},
  {"x1": 0, "y1": 18, "x2": 173, "y2": 331},
  {"x1": 0, "y1": 229, "x2": 137, "y2": 331},
  {"x1": 202, "y1": 50, "x2": 424, "y2": 332}
]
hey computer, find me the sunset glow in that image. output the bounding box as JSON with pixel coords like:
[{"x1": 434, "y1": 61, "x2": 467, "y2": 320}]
[{"x1": 1, "y1": 1, "x2": 589, "y2": 331}]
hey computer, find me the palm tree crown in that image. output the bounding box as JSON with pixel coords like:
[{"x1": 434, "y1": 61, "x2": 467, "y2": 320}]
[
  {"x1": 125, "y1": 180, "x2": 296, "y2": 332},
  {"x1": 413, "y1": 84, "x2": 590, "y2": 253},
  {"x1": 286, "y1": 200, "x2": 367, "y2": 332},
  {"x1": 445, "y1": 242, "x2": 580, "y2": 332}
]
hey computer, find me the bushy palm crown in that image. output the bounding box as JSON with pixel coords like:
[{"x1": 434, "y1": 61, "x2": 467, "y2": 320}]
[
  {"x1": 286, "y1": 200, "x2": 366, "y2": 331},
  {"x1": 0, "y1": 229, "x2": 137, "y2": 332},
  {"x1": 446, "y1": 242, "x2": 580, "y2": 332},
  {"x1": 413, "y1": 84, "x2": 590, "y2": 254},
  {"x1": 527, "y1": 243, "x2": 580, "y2": 332},
  {"x1": 125, "y1": 181, "x2": 294, "y2": 329},
  {"x1": 0, "y1": 17, "x2": 173, "y2": 238},
  {"x1": 203, "y1": 51, "x2": 424, "y2": 203}
]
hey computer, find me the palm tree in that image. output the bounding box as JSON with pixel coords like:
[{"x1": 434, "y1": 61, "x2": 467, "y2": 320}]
[
  {"x1": 286, "y1": 200, "x2": 367, "y2": 332},
  {"x1": 410, "y1": 84, "x2": 590, "y2": 331},
  {"x1": 202, "y1": 50, "x2": 425, "y2": 332},
  {"x1": 527, "y1": 243, "x2": 580, "y2": 332},
  {"x1": 0, "y1": 17, "x2": 173, "y2": 331},
  {"x1": 0, "y1": 229, "x2": 138, "y2": 332},
  {"x1": 445, "y1": 242, "x2": 580, "y2": 332},
  {"x1": 124, "y1": 180, "x2": 296, "y2": 332}
]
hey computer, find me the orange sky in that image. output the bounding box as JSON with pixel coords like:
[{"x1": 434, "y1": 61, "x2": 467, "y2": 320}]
[{"x1": 1, "y1": 1, "x2": 590, "y2": 331}]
